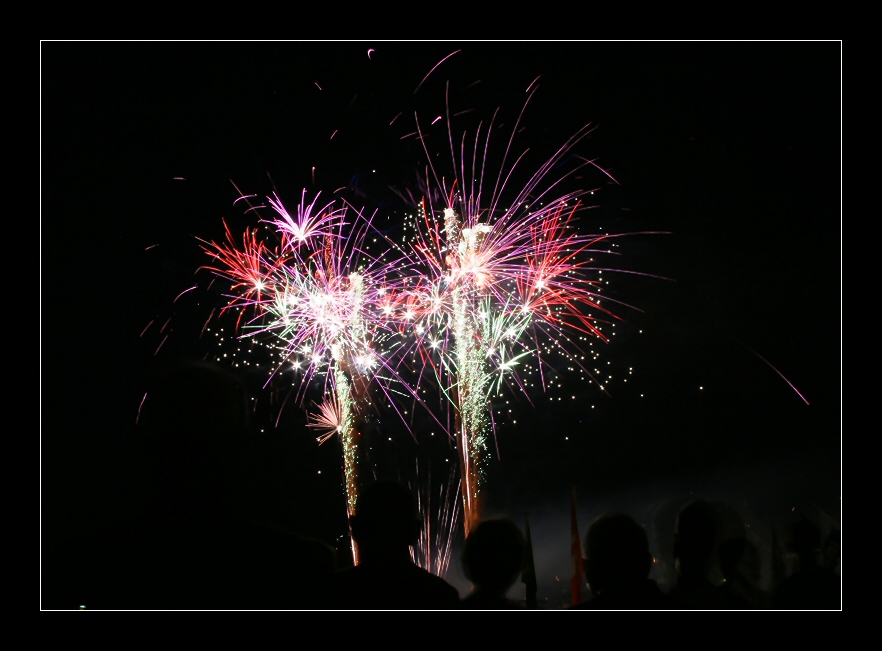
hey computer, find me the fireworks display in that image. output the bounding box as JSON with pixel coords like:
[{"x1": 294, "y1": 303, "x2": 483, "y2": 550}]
[
  {"x1": 197, "y1": 191, "x2": 420, "y2": 563},
  {"x1": 386, "y1": 90, "x2": 650, "y2": 535},
  {"x1": 44, "y1": 42, "x2": 843, "y2": 608},
  {"x1": 182, "y1": 65, "x2": 662, "y2": 563}
]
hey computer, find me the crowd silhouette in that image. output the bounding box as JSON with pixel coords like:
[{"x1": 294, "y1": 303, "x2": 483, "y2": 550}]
[
  {"x1": 771, "y1": 516, "x2": 841, "y2": 610},
  {"x1": 41, "y1": 360, "x2": 841, "y2": 611}
]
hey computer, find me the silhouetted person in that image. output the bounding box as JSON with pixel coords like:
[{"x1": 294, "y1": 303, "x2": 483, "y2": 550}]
[
  {"x1": 43, "y1": 359, "x2": 337, "y2": 610},
  {"x1": 820, "y1": 527, "x2": 841, "y2": 575},
  {"x1": 716, "y1": 537, "x2": 772, "y2": 609},
  {"x1": 572, "y1": 512, "x2": 674, "y2": 610},
  {"x1": 331, "y1": 480, "x2": 461, "y2": 609},
  {"x1": 459, "y1": 517, "x2": 526, "y2": 609},
  {"x1": 772, "y1": 516, "x2": 841, "y2": 610},
  {"x1": 667, "y1": 499, "x2": 733, "y2": 609}
]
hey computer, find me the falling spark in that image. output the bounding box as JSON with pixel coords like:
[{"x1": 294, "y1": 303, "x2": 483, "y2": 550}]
[{"x1": 740, "y1": 340, "x2": 810, "y2": 405}]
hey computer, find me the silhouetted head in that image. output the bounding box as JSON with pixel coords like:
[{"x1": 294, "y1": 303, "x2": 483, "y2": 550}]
[
  {"x1": 673, "y1": 499, "x2": 719, "y2": 580},
  {"x1": 583, "y1": 512, "x2": 653, "y2": 596},
  {"x1": 349, "y1": 481, "x2": 422, "y2": 556},
  {"x1": 821, "y1": 528, "x2": 841, "y2": 570},
  {"x1": 787, "y1": 516, "x2": 820, "y2": 553},
  {"x1": 785, "y1": 515, "x2": 822, "y2": 568},
  {"x1": 461, "y1": 517, "x2": 526, "y2": 594}
]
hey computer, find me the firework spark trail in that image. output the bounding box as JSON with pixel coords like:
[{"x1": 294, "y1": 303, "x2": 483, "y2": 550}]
[
  {"x1": 413, "y1": 49, "x2": 461, "y2": 95},
  {"x1": 197, "y1": 218, "x2": 281, "y2": 331},
  {"x1": 381, "y1": 82, "x2": 666, "y2": 536},
  {"x1": 197, "y1": 189, "x2": 455, "y2": 563},
  {"x1": 198, "y1": 193, "x2": 399, "y2": 563},
  {"x1": 739, "y1": 340, "x2": 811, "y2": 405},
  {"x1": 412, "y1": 460, "x2": 461, "y2": 577},
  {"x1": 266, "y1": 189, "x2": 342, "y2": 249}
]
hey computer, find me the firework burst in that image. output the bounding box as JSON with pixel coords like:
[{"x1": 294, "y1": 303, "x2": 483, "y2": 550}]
[
  {"x1": 383, "y1": 83, "x2": 660, "y2": 535},
  {"x1": 197, "y1": 191, "x2": 420, "y2": 563},
  {"x1": 164, "y1": 58, "x2": 662, "y2": 568}
]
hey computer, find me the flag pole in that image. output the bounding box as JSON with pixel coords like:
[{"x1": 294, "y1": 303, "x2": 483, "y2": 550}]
[
  {"x1": 570, "y1": 485, "x2": 585, "y2": 607},
  {"x1": 523, "y1": 511, "x2": 538, "y2": 609}
]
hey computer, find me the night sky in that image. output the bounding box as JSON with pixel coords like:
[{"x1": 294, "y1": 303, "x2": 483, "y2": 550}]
[{"x1": 41, "y1": 41, "x2": 841, "y2": 606}]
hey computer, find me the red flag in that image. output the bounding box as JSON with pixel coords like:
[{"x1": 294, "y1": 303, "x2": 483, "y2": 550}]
[{"x1": 570, "y1": 486, "x2": 585, "y2": 606}]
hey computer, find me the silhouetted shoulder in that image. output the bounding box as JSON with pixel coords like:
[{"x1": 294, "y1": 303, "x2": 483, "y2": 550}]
[
  {"x1": 460, "y1": 591, "x2": 524, "y2": 609},
  {"x1": 332, "y1": 561, "x2": 461, "y2": 610},
  {"x1": 572, "y1": 579, "x2": 676, "y2": 610}
]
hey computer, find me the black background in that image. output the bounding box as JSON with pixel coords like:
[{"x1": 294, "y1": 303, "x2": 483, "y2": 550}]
[{"x1": 41, "y1": 41, "x2": 841, "y2": 605}]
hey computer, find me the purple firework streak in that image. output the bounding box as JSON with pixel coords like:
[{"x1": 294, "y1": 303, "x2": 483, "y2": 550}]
[{"x1": 374, "y1": 81, "x2": 667, "y2": 536}]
